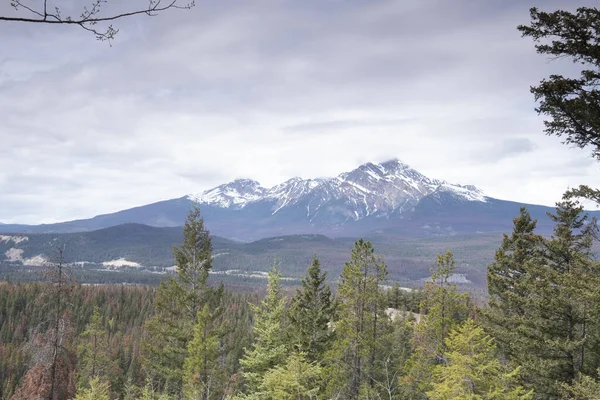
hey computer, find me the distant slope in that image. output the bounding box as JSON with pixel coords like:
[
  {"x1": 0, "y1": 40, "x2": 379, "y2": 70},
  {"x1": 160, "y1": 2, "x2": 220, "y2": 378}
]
[{"x1": 0, "y1": 223, "x2": 512, "y2": 288}]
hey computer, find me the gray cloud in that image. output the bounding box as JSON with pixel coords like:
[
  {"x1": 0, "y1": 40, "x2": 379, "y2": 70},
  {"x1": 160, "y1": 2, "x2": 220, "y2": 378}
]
[{"x1": 1, "y1": 0, "x2": 599, "y2": 223}]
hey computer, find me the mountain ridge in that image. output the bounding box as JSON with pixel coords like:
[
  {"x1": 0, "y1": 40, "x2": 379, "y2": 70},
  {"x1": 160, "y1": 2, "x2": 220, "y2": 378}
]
[
  {"x1": 194, "y1": 159, "x2": 487, "y2": 222},
  {"x1": 1, "y1": 159, "x2": 594, "y2": 241}
]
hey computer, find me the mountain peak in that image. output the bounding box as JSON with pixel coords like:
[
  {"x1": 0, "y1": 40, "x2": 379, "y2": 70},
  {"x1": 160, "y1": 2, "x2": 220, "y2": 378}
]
[
  {"x1": 196, "y1": 160, "x2": 486, "y2": 216},
  {"x1": 197, "y1": 179, "x2": 267, "y2": 209}
]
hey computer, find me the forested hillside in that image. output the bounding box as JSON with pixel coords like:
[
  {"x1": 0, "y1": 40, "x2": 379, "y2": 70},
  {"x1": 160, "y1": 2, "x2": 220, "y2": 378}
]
[{"x1": 2, "y1": 189, "x2": 600, "y2": 399}]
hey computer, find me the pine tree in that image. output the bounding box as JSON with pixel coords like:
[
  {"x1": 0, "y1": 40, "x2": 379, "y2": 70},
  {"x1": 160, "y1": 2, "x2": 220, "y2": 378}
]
[
  {"x1": 238, "y1": 263, "x2": 288, "y2": 395},
  {"x1": 287, "y1": 256, "x2": 336, "y2": 363},
  {"x1": 326, "y1": 239, "x2": 388, "y2": 400},
  {"x1": 482, "y1": 208, "x2": 544, "y2": 360},
  {"x1": 427, "y1": 319, "x2": 532, "y2": 400}
]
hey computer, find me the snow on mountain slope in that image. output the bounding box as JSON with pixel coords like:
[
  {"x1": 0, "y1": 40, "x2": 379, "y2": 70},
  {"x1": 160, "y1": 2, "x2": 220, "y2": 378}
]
[
  {"x1": 435, "y1": 183, "x2": 487, "y2": 202},
  {"x1": 194, "y1": 159, "x2": 487, "y2": 222},
  {"x1": 196, "y1": 179, "x2": 267, "y2": 209}
]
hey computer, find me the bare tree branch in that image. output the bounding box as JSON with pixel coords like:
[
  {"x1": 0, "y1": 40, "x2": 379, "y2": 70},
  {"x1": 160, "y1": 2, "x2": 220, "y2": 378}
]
[{"x1": 2, "y1": 0, "x2": 195, "y2": 42}]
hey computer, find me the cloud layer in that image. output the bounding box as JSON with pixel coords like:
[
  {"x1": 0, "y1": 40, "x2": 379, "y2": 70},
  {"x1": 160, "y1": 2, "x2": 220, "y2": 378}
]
[{"x1": 1, "y1": 0, "x2": 599, "y2": 223}]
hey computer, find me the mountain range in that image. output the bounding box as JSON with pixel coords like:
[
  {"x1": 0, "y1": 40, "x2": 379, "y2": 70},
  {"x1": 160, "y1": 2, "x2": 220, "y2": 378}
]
[{"x1": 0, "y1": 159, "x2": 592, "y2": 241}]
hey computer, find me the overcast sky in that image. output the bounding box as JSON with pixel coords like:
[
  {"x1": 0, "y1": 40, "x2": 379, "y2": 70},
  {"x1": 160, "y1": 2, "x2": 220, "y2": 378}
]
[{"x1": 1, "y1": 0, "x2": 599, "y2": 224}]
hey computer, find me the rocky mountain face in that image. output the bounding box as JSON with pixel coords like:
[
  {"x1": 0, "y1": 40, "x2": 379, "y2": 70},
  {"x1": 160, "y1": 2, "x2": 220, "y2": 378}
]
[
  {"x1": 0, "y1": 159, "x2": 584, "y2": 241},
  {"x1": 196, "y1": 159, "x2": 487, "y2": 223}
]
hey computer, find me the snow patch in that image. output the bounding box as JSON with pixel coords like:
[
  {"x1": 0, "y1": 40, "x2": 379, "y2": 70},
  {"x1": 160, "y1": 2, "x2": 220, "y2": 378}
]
[
  {"x1": 24, "y1": 255, "x2": 47, "y2": 266},
  {"x1": 5, "y1": 248, "x2": 23, "y2": 262},
  {"x1": 4, "y1": 248, "x2": 46, "y2": 266},
  {"x1": 102, "y1": 258, "x2": 141, "y2": 268},
  {"x1": 438, "y1": 184, "x2": 487, "y2": 202},
  {"x1": 0, "y1": 235, "x2": 28, "y2": 245}
]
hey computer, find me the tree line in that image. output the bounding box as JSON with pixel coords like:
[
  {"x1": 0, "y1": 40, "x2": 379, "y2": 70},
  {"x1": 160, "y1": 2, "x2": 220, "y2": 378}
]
[{"x1": 1, "y1": 190, "x2": 600, "y2": 399}]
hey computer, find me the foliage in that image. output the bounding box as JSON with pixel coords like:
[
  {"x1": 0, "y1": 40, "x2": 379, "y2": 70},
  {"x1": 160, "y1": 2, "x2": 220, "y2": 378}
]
[
  {"x1": 77, "y1": 308, "x2": 121, "y2": 390},
  {"x1": 427, "y1": 319, "x2": 532, "y2": 400},
  {"x1": 73, "y1": 377, "x2": 111, "y2": 400},
  {"x1": 287, "y1": 256, "x2": 336, "y2": 363},
  {"x1": 405, "y1": 250, "x2": 470, "y2": 395},
  {"x1": 560, "y1": 369, "x2": 600, "y2": 400},
  {"x1": 183, "y1": 305, "x2": 222, "y2": 400},
  {"x1": 238, "y1": 263, "x2": 288, "y2": 396},
  {"x1": 143, "y1": 204, "x2": 218, "y2": 395},
  {"x1": 482, "y1": 208, "x2": 544, "y2": 361},
  {"x1": 261, "y1": 352, "x2": 322, "y2": 400},
  {"x1": 518, "y1": 7, "x2": 600, "y2": 160},
  {"x1": 325, "y1": 239, "x2": 389, "y2": 399}
]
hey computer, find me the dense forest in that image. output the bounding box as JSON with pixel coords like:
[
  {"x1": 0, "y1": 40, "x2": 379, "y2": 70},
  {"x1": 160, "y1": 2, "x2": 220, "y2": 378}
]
[
  {"x1": 3, "y1": 3, "x2": 600, "y2": 400},
  {"x1": 1, "y1": 189, "x2": 600, "y2": 399}
]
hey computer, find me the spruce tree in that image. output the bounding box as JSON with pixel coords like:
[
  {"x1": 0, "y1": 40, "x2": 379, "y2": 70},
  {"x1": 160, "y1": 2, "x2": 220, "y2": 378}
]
[
  {"x1": 427, "y1": 320, "x2": 532, "y2": 400},
  {"x1": 143, "y1": 203, "x2": 218, "y2": 395},
  {"x1": 287, "y1": 256, "x2": 336, "y2": 363},
  {"x1": 485, "y1": 196, "x2": 600, "y2": 399},
  {"x1": 238, "y1": 263, "x2": 288, "y2": 396},
  {"x1": 482, "y1": 208, "x2": 544, "y2": 361},
  {"x1": 521, "y1": 198, "x2": 600, "y2": 398},
  {"x1": 261, "y1": 352, "x2": 322, "y2": 400}
]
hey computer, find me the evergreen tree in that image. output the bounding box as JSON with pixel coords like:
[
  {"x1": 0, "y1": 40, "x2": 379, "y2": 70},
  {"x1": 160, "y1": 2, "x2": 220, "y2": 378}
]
[
  {"x1": 77, "y1": 308, "x2": 121, "y2": 391},
  {"x1": 405, "y1": 250, "x2": 470, "y2": 396},
  {"x1": 518, "y1": 6, "x2": 600, "y2": 159},
  {"x1": 375, "y1": 315, "x2": 415, "y2": 400},
  {"x1": 238, "y1": 263, "x2": 287, "y2": 395},
  {"x1": 560, "y1": 369, "x2": 600, "y2": 400},
  {"x1": 483, "y1": 208, "x2": 544, "y2": 361},
  {"x1": 143, "y1": 203, "x2": 218, "y2": 395},
  {"x1": 73, "y1": 377, "x2": 111, "y2": 400},
  {"x1": 287, "y1": 256, "x2": 336, "y2": 363},
  {"x1": 261, "y1": 352, "x2": 322, "y2": 400},
  {"x1": 183, "y1": 304, "x2": 222, "y2": 400},
  {"x1": 520, "y1": 198, "x2": 600, "y2": 398},
  {"x1": 427, "y1": 319, "x2": 532, "y2": 400},
  {"x1": 325, "y1": 239, "x2": 388, "y2": 399},
  {"x1": 173, "y1": 204, "x2": 214, "y2": 319}
]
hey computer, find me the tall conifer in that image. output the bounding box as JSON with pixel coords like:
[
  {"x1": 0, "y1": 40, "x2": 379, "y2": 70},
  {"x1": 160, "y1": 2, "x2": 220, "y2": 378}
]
[
  {"x1": 143, "y1": 203, "x2": 219, "y2": 395},
  {"x1": 288, "y1": 256, "x2": 336, "y2": 363}
]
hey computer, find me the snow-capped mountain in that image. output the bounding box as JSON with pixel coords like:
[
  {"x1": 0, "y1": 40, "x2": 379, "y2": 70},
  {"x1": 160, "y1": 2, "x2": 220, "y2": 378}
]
[
  {"x1": 196, "y1": 159, "x2": 487, "y2": 222},
  {"x1": 196, "y1": 179, "x2": 267, "y2": 209},
  {"x1": 5, "y1": 158, "x2": 582, "y2": 242}
]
